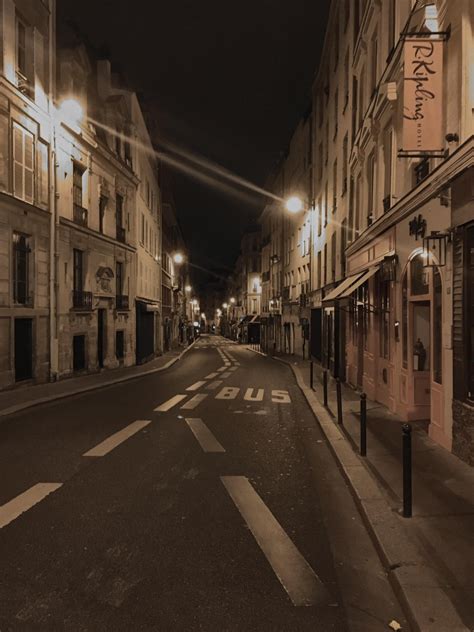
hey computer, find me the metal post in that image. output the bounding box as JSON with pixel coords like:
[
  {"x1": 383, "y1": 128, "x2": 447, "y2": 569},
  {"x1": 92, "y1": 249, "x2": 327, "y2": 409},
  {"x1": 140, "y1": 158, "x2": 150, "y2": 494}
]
[
  {"x1": 402, "y1": 423, "x2": 412, "y2": 518},
  {"x1": 310, "y1": 361, "x2": 314, "y2": 390},
  {"x1": 336, "y1": 378, "x2": 343, "y2": 425},
  {"x1": 360, "y1": 393, "x2": 367, "y2": 456},
  {"x1": 323, "y1": 370, "x2": 328, "y2": 407}
]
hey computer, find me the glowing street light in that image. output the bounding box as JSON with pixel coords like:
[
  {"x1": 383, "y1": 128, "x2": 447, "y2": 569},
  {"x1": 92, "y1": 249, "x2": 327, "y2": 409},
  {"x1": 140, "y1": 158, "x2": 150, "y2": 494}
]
[
  {"x1": 285, "y1": 196, "x2": 304, "y2": 213},
  {"x1": 185, "y1": 285, "x2": 192, "y2": 292},
  {"x1": 173, "y1": 252, "x2": 184, "y2": 264},
  {"x1": 58, "y1": 98, "x2": 84, "y2": 127},
  {"x1": 222, "y1": 302, "x2": 228, "y2": 309},
  {"x1": 230, "y1": 297, "x2": 236, "y2": 304}
]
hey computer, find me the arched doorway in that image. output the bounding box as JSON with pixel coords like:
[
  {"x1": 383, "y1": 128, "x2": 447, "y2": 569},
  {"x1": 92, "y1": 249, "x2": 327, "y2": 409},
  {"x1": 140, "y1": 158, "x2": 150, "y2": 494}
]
[{"x1": 400, "y1": 252, "x2": 444, "y2": 430}]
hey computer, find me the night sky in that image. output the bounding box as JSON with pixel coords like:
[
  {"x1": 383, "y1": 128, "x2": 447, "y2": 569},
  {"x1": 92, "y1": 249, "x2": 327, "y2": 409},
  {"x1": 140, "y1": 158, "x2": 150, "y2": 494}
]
[{"x1": 59, "y1": 1, "x2": 330, "y2": 278}]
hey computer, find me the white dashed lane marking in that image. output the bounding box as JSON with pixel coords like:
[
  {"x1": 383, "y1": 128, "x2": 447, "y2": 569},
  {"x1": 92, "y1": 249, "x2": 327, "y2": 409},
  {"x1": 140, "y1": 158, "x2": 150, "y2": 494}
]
[
  {"x1": 0, "y1": 483, "x2": 63, "y2": 530},
  {"x1": 154, "y1": 394, "x2": 188, "y2": 412},
  {"x1": 206, "y1": 380, "x2": 223, "y2": 391},
  {"x1": 181, "y1": 393, "x2": 208, "y2": 410},
  {"x1": 83, "y1": 420, "x2": 151, "y2": 457},
  {"x1": 217, "y1": 367, "x2": 227, "y2": 373},
  {"x1": 221, "y1": 476, "x2": 329, "y2": 607},
  {"x1": 186, "y1": 381, "x2": 207, "y2": 392},
  {"x1": 205, "y1": 372, "x2": 219, "y2": 379},
  {"x1": 221, "y1": 371, "x2": 232, "y2": 378},
  {"x1": 185, "y1": 418, "x2": 225, "y2": 453}
]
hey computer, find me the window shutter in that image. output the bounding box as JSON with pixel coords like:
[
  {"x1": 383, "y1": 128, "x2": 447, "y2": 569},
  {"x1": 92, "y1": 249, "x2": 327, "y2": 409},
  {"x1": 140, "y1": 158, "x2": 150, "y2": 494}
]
[
  {"x1": 13, "y1": 124, "x2": 24, "y2": 199},
  {"x1": 24, "y1": 131, "x2": 34, "y2": 203},
  {"x1": 13, "y1": 122, "x2": 34, "y2": 203},
  {"x1": 0, "y1": 113, "x2": 9, "y2": 191},
  {"x1": 37, "y1": 140, "x2": 49, "y2": 207}
]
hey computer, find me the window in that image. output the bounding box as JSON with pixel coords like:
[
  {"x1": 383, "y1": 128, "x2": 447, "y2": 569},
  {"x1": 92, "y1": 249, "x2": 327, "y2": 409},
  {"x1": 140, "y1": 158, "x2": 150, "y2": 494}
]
[
  {"x1": 116, "y1": 261, "x2": 123, "y2": 295},
  {"x1": 324, "y1": 181, "x2": 328, "y2": 227},
  {"x1": 388, "y1": 0, "x2": 396, "y2": 58},
  {"x1": 73, "y1": 163, "x2": 85, "y2": 209},
  {"x1": 334, "y1": 90, "x2": 338, "y2": 138},
  {"x1": 433, "y1": 268, "x2": 442, "y2": 384},
  {"x1": 344, "y1": 0, "x2": 350, "y2": 31},
  {"x1": 344, "y1": 51, "x2": 349, "y2": 111},
  {"x1": 342, "y1": 135, "x2": 348, "y2": 194},
  {"x1": 332, "y1": 159, "x2": 338, "y2": 212},
  {"x1": 140, "y1": 213, "x2": 145, "y2": 244},
  {"x1": 116, "y1": 193, "x2": 124, "y2": 227},
  {"x1": 116, "y1": 331, "x2": 125, "y2": 360},
  {"x1": 352, "y1": 75, "x2": 358, "y2": 144},
  {"x1": 414, "y1": 158, "x2": 430, "y2": 185},
  {"x1": 370, "y1": 33, "x2": 378, "y2": 97},
  {"x1": 16, "y1": 17, "x2": 27, "y2": 77},
  {"x1": 383, "y1": 126, "x2": 393, "y2": 211},
  {"x1": 73, "y1": 249, "x2": 84, "y2": 292},
  {"x1": 13, "y1": 232, "x2": 31, "y2": 305},
  {"x1": 379, "y1": 276, "x2": 390, "y2": 359},
  {"x1": 317, "y1": 251, "x2": 321, "y2": 289},
  {"x1": 317, "y1": 195, "x2": 322, "y2": 236},
  {"x1": 323, "y1": 244, "x2": 327, "y2": 286},
  {"x1": 411, "y1": 254, "x2": 429, "y2": 296},
  {"x1": 367, "y1": 153, "x2": 376, "y2": 226},
  {"x1": 358, "y1": 66, "x2": 365, "y2": 130},
  {"x1": 467, "y1": 226, "x2": 474, "y2": 398},
  {"x1": 340, "y1": 218, "x2": 347, "y2": 271},
  {"x1": 13, "y1": 122, "x2": 34, "y2": 203},
  {"x1": 331, "y1": 232, "x2": 337, "y2": 281},
  {"x1": 99, "y1": 195, "x2": 107, "y2": 233},
  {"x1": 334, "y1": 22, "x2": 339, "y2": 69},
  {"x1": 73, "y1": 335, "x2": 86, "y2": 371},
  {"x1": 402, "y1": 272, "x2": 408, "y2": 368},
  {"x1": 37, "y1": 141, "x2": 49, "y2": 208}
]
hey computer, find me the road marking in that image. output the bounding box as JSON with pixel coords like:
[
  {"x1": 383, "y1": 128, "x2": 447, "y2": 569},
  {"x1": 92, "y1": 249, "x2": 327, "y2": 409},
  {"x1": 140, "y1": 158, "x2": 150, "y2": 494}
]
[
  {"x1": 207, "y1": 380, "x2": 223, "y2": 390},
  {"x1": 271, "y1": 390, "x2": 292, "y2": 404},
  {"x1": 216, "y1": 387, "x2": 240, "y2": 400},
  {"x1": 84, "y1": 420, "x2": 151, "y2": 457},
  {"x1": 228, "y1": 366, "x2": 238, "y2": 372},
  {"x1": 185, "y1": 418, "x2": 225, "y2": 453},
  {"x1": 186, "y1": 380, "x2": 207, "y2": 391},
  {"x1": 221, "y1": 371, "x2": 232, "y2": 378},
  {"x1": 181, "y1": 393, "x2": 208, "y2": 410},
  {"x1": 0, "y1": 483, "x2": 63, "y2": 529},
  {"x1": 154, "y1": 394, "x2": 188, "y2": 412},
  {"x1": 217, "y1": 367, "x2": 227, "y2": 372},
  {"x1": 221, "y1": 476, "x2": 329, "y2": 607},
  {"x1": 244, "y1": 388, "x2": 264, "y2": 402},
  {"x1": 205, "y1": 372, "x2": 219, "y2": 379}
]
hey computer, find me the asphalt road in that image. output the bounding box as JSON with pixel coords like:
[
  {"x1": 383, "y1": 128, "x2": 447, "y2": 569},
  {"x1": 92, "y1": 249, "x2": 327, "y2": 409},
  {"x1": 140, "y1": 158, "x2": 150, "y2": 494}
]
[{"x1": 0, "y1": 336, "x2": 407, "y2": 631}]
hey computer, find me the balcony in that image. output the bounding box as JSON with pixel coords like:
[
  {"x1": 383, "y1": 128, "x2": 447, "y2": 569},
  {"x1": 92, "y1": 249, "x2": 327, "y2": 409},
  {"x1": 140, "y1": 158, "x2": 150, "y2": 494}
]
[
  {"x1": 282, "y1": 287, "x2": 290, "y2": 301},
  {"x1": 116, "y1": 225, "x2": 126, "y2": 243},
  {"x1": 72, "y1": 290, "x2": 93, "y2": 310},
  {"x1": 73, "y1": 204, "x2": 88, "y2": 227},
  {"x1": 116, "y1": 294, "x2": 129, "y2": 311}
]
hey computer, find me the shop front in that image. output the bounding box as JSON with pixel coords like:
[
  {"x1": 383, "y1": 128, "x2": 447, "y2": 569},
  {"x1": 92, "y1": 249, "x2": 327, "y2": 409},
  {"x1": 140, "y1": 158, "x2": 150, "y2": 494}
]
[{"x1": 345, "y1": 198, "x2": 453, "y2": 450}]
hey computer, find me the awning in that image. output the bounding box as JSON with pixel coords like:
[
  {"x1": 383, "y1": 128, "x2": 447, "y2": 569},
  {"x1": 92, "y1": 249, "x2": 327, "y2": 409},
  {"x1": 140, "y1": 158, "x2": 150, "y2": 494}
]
[
  {"x1": 238, "y1": 315, "x2": 253, "y2": 327},
  {"x1": 249, "y1": 315, "x2": 260, "y2": 324},
  {"x1": 339, "y1": 266, "x2": 379, "y2": 298},
  {"x1": 146, "y1": 304, "x2": 160, "y2": 312},
  {"x1": 322, "y1": 273, "x2": 364, "y2": 302}
]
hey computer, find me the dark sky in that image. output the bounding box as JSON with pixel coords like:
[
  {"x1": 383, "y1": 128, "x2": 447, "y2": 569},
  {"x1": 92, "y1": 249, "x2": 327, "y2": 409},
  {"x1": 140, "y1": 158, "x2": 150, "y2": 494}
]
[{"x1": 59, "y1": 0, "x2": 329, "y2": 276}]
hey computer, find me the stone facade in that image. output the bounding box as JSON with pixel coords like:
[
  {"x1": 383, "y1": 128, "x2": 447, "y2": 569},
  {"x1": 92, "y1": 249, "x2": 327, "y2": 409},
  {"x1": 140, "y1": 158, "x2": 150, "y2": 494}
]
[{"x1": 452, "y1": 401, "x2": 474, "y2": 466}]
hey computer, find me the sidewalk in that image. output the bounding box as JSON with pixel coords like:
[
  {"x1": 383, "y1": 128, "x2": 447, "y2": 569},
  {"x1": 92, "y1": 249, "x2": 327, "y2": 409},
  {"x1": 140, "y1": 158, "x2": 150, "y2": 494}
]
[
  {"x1": 269, "y1": 351, "x2": 474, "y2": 632},
  {"x1": 0, "y1": 341, "x2": 196, "y2": 419}
]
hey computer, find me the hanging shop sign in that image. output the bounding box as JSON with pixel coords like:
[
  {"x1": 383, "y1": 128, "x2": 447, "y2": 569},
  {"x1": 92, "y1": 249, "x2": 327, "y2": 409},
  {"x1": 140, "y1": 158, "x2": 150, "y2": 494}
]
[
  {"x1": 409, "y1": 213, "x2": 427, "y2": 240},
  {"x1": 402, "y1": 38, "x2": 444, "y2": 153}
]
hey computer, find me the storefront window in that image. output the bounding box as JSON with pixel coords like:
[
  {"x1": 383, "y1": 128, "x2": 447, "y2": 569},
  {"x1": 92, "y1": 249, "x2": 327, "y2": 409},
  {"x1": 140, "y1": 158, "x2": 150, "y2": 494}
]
[
  {"x1": 362, "y1": 282, "x2": 369, "y2": 351},
  {"x1": 379, "y1": 276, "x2": 390, "y2": 359},
  {"x1": 467, "y1": 226, "x2": 474, "y2": 399},
  {"x1": 402, "y1": 273, "x2": 408, "y2": 369},
  {"x1": 433, "y1": 268, "x2": 442, "y2": 384},
  {"x1": 411, "y1": 254, "x2": 429, "y2": 295},
  {"x1": 413, "y1": 302, "x2": 430, "y2": 371}
]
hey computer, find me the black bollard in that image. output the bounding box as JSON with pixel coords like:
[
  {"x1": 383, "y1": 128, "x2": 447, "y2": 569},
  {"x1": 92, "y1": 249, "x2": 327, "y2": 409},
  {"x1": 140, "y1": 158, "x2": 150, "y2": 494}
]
[
  {"x1": 310, "y1": 361, "x2": 314, "y2": 390},
  {"x1": 360, "y1": 393, "x2": 367, "y2": 456},
  {"x1": 323, "y1": 370, "x2": 328, "y2": 407},
  {"x1": 336, "y1": 378, "x2": 343, "y2": 425},
  {"x1": 402, "y1": 423, "x2": 412, "y2": 518}
]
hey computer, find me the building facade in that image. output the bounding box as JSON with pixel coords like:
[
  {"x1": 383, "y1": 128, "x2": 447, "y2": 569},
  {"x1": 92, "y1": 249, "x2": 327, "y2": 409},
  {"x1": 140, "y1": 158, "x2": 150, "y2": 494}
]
[{"x1": 0, "y1": 0, "x2": 55, "y2": 389}]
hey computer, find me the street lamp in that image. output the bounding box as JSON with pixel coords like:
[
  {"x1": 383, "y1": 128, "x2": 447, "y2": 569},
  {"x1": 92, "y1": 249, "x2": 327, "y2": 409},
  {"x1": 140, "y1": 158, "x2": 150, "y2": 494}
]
[
  {"x1": 185, "y1": 285, "x2": 192, "y2": 292},
  {"x1": 222, "y1": 302, "x2": 228, "y2": 309},
  {"x1": 285, "y1": 195, "x2": 304, "y2": 214},
  {"x1": 230, "y1": 297, "x2": 236, "y2": 304},
  {"x1": 173, "y1": 252, "x2": 184, "y2": 265}
]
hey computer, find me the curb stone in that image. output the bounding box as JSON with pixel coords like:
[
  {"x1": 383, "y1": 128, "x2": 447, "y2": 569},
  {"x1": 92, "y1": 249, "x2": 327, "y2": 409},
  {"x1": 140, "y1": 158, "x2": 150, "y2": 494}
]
[
  {"x1": 272, "y1": 354, "x2": 469, "y2": 632},
  {"x1": 0, "y1": 339, "x2": 198, "y2": 419}
]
